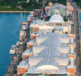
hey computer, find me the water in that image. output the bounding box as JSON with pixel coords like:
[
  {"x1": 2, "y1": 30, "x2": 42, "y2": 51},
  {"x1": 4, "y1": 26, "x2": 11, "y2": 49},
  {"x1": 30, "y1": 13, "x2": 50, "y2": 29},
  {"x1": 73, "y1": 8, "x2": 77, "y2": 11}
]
[
  {"x1": 79, "y1": 12, "x2": 81, "y2": 23},
  {"x1": 0, "y1": 13, "x2": 29, "y2": 76}
]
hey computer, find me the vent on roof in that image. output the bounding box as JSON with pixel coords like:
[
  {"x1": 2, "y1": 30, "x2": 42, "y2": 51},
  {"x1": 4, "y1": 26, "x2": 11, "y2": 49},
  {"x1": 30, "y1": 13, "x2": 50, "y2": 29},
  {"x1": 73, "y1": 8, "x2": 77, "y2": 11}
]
[
  {"x1": 35, "y1": 32, "x2": 37, "y2": 34},
  {"x1": 47, "y1": 59, "x2": 49, "y2": 64},
  {"x1": 62, "y1": 43, "x2": 65, "y2": 45},
  {"x1": 42, "y1": 32, "x2": 47, "y2": 34}
]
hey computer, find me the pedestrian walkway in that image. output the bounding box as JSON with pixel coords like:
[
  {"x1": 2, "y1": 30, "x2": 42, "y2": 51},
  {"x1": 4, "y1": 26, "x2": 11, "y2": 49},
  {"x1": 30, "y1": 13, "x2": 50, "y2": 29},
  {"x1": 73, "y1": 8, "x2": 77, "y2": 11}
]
[{"x1": 5, "y1": 30, "x2": 30, "y2": 76}]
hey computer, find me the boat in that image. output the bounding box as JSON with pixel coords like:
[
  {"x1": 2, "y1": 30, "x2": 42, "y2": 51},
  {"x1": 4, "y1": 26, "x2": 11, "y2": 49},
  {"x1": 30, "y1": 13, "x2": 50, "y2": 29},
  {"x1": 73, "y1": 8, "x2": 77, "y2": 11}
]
[
  {"x1": 16, "y1": 41, "x2": 23, "y2": 47},
  {"x1": 22, "y1": 22, "x2": 28, "y2": 25},
  {"x1": 22, "y1": 24, "x2": 29, "y2": 30},
  {"x1": 10, "y1": 45, "x2": 17, "y2": 54},
  {"x1": 27, "y1": 16, "x2": 32, "y2": 21},
  {"x1": 19, "y1": 30, "x2": 26, "y2": 41},
  {"x1": 30, "y1": 12, "x2": 34, "y2": 16}
]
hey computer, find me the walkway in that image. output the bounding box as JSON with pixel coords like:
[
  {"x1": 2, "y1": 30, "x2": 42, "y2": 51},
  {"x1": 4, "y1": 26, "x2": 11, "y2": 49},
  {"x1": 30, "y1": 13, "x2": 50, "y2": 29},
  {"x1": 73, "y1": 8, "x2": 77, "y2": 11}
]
[
  {"x1": 68, "y1": 0, "x2": 80, "y2": 76},
  {"x1": 5, "y1": 30, "x2": 30, "y2": 76}
]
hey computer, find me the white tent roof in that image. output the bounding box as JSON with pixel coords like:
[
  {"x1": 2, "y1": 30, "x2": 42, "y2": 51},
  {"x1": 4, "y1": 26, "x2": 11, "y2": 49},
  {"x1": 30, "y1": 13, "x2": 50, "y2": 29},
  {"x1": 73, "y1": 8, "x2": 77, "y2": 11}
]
[
  {"x1": 49, "y1": 14, "x2": 64, "y2": 22},
  {"x1": 36, "y1": 37, "x2": 49, "y2": 43},
  {"x1": 28, "y1": 57, "x2": 70, "y2": 67},
  {"x1": 36, "y1": 58, "x2": 59, "y2": 70},
  {"x1": 54, "y1": 58, "x2": 69, "y2": 65},
  {"x1": 29, "y1": 57, "x2": 44, "y2": 65},
  {"x1": 33, "y1": 46, "x2": 47, "y2": 54},
  {"x1": 56, "y1": 47, "x2": 70, "y2": 53},
  {"x1": 58, "y1": 37, "x2": 70, "y2": 43},
  {"x1": 33, "y1": 46, "x2": 70, "y2": 55}
]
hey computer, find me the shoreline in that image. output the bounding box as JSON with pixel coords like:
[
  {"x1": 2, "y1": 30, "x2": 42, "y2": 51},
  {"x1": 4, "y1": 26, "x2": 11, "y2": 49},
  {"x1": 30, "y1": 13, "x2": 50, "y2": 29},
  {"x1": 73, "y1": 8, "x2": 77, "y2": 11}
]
[
  {"x1": 78, "y1": 10, "x2": 81, "y2": 24},
  {"x1": 5, "y1": 12, "x2": 32, "y2": 76},
  {"x1": 0, "y1": 11, "x2": 33, "y2": 13}
]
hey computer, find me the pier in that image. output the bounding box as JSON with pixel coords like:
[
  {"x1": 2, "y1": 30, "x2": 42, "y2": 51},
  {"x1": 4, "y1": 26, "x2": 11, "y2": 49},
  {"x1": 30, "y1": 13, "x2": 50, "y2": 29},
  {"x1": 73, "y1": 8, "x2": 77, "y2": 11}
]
[{"x1": 5, "y1": 1, "x2": 77, "y2": 76}]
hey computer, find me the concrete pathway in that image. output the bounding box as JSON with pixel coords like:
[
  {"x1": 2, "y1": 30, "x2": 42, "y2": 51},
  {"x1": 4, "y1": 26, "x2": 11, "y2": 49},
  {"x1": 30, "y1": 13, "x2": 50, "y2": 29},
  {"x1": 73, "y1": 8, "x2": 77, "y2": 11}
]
[{"x1": 68, "y1": 0, "x2": 81, "y2": 76}]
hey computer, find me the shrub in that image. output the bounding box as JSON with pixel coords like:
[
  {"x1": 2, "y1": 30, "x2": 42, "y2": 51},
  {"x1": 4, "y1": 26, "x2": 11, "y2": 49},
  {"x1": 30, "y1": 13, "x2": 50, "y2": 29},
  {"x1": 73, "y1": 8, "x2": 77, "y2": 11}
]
[
  {"x1": 45, "y1": 16, "x2": 51, "y2": 21},
  {"x1": 23, "y1": 47, "x2": 26, "y2": 51},
  {"x1": 64, "y1": 17, "x2": 68, "y2": 22},
  {"x1": 18, "y1": 58, "x2": 22, "y2": 62},
  {"x1": 13, "y1": 70, "x2": 17, "y2": 74}
]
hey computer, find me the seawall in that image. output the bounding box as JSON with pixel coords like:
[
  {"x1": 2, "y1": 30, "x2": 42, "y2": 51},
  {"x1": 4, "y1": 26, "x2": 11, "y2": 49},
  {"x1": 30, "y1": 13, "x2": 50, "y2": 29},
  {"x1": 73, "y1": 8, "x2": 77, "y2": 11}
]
[{"x1": 0, "y1": 11, "x2": 33, "y2": 13}]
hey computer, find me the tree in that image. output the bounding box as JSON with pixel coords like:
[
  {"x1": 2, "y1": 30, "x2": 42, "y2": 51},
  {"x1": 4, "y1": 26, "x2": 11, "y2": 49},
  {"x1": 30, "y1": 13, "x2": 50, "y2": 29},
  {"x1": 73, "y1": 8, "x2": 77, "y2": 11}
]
[
  {"x1": 13, "y1": 70, "x2": 17, "y2": 74},
  {"x1": 45, "y1": 16, "x2": 51, "y2": 21}
]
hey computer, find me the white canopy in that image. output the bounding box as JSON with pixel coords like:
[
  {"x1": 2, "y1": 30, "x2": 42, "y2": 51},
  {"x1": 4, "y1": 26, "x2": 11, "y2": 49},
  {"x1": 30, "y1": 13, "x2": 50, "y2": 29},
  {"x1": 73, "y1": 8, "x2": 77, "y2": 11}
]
[
  {"x1": 49, "y1": 14, "x2": 64, "y2": 22},
  {"x1": 36, "y1": 58, "x2": 59, "y2": 70}
]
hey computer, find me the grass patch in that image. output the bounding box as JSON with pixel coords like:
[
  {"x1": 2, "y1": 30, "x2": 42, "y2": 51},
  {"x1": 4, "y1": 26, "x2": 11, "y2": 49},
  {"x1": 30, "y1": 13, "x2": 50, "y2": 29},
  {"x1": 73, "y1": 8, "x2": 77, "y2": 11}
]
[
  {"x1": 0, "y1": 5, "x2": 9, "y2": 8},
  {"x1": 0, "y1": 5, "x2": 11, "y2": 11},
  {"x1": 0, "y1": 7, "x2": 21, "y2": 11}
]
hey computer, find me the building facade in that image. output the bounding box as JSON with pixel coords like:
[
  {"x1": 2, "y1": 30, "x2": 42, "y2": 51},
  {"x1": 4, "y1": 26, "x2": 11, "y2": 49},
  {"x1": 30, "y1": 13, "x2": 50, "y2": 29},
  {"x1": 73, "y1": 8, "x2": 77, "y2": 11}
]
[
  {"x1": 45, "y1": 1, "x2": 73, "y2": 16},
  {"x1": 30, "y1": 15, "x2": 71, "y2": 35}
]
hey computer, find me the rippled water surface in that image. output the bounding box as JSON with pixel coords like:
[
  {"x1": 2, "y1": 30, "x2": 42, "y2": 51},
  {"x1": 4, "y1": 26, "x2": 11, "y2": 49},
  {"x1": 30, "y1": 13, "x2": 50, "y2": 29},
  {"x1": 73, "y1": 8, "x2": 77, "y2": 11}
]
[
  {"x1": 79, "y1": 13, "x2": 81, "y2": 22},
  {"x1": 0, "y1": 13, "x2": 29, "y2": 76}
]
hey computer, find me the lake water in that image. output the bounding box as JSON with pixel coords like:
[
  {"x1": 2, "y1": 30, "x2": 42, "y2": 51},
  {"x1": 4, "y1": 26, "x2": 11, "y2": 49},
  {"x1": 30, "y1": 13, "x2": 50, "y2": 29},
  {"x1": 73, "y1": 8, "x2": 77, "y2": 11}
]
[
  {"x1": 0, "y1": 13, "x2": 29, "y2": 76},
  {"x1": 79, "y1": 12, "x2": 81, "y2": 23}
]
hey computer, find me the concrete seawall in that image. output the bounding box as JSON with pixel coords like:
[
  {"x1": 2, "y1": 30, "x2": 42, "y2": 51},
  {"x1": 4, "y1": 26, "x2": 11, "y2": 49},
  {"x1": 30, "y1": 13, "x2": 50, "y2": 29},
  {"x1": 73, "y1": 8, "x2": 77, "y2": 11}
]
[{"x1": 0, "y1": 11, "x2": 33, "y2": 13}]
